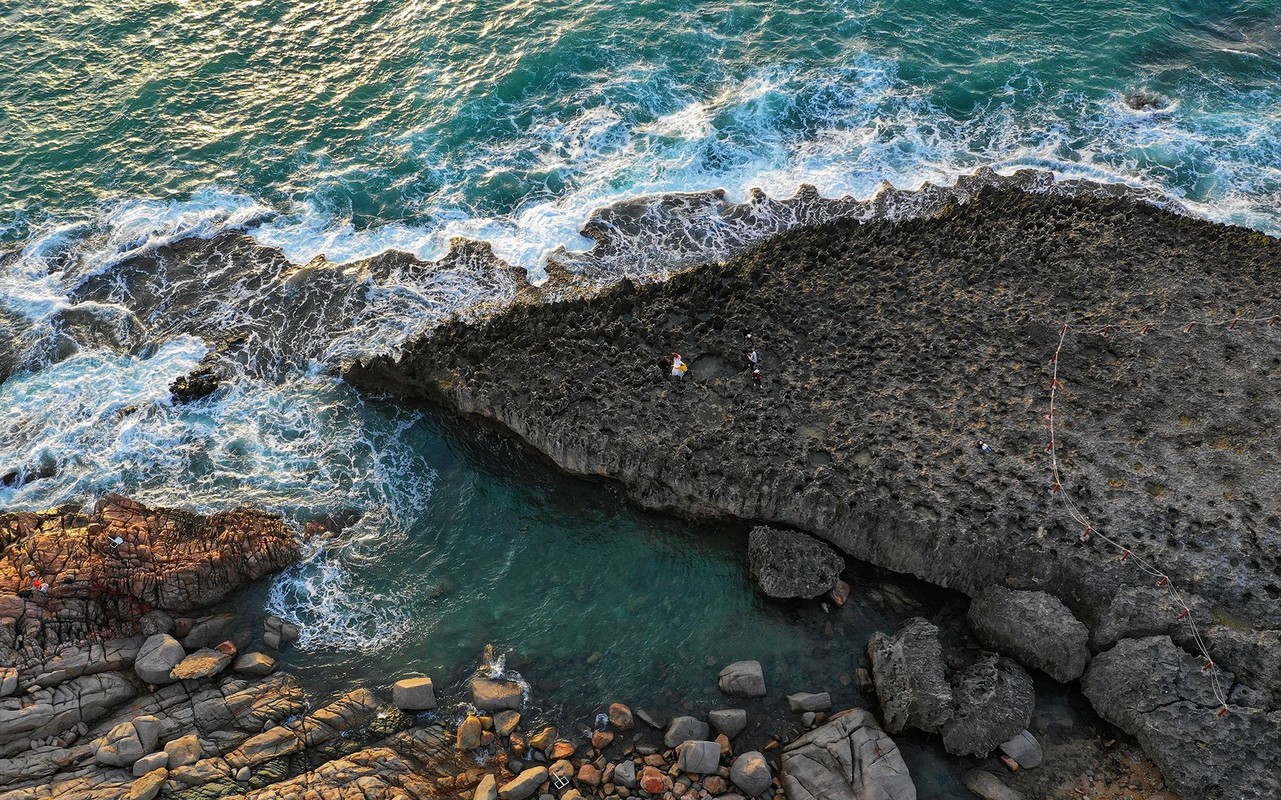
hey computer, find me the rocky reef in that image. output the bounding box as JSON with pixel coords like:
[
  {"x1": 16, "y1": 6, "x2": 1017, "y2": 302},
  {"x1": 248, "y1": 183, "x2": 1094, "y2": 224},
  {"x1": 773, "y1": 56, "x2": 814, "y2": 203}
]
[{"x1": 348, "y1": 185, "x2": 1281, "y2": 798}]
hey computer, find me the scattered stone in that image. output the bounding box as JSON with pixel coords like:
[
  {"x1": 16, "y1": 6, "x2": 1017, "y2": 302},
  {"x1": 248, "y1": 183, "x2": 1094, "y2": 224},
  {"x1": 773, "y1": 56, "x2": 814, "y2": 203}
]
[
  {"x1": 494, "y1": 710, "x2": 521, "y2": 736},
  {"x1": 967, "y1": 587, "x2": 1091, "y2": 682},
  {"x1": 609, "y1": 702, "x2": 634, "y2": 730},
  {"x1": 717, "y1": 661, "x2": 766, "y2": 698},
  {"x1": 592, "y1": 730, "x2": 615, "y2": 749},
  {"x1": 132, "y1": 751, "x2": 168, "y2": 777},
  {"x1": 614, "y1": 760, "x2": 637, "y2": 788},
  {"x1": 704, "y1": 775, "x2": 729, "y2": 794},
  {"x1": 801, "y1": 712, "x2": 815, "y2": 728},
  {"x1": 998, "y1": 730, "x2": 1042, "y2": 769},
  {"x1": 170, "y1": 362, "x2": 222, "y2": 404},
  {"x1": 709, "y1": 709, "x2": 748, "y2": 739},
  {"x1": 235, "y1": 766, "x2": 251, "y2": 782},
  {"x1": 781, "y1": 709, "x2": 915, "y2": 800},
  {"x1": 747, "y1": 526, "x2": 844, "y2": 599},
  {"x1": 500, "y1": 765, "x2": 548, "y2": 800},
  {"x1": 475, "y1": 773, "x2": 498, "y2": 800},
  {"x1": 677, "y1": 740, "x2": 721, "y2": 774},
  {"x1": 472, "y1": 676, "x2": 524, "y2": 711},
  {"x1": 640, "y1": 766, "x2": 672, "y2": 794},
  {"x1": 164, "y1": 735, "x2": 202, "y2": 768},
  {"x1": 393, "y1": 676, "x2": 437, "y2": 710},
  {"x1": 828, "y1": 580, "x2": 851, "y2": 608},
  {"x1": 550, "y1": 760, "x2": 575, "y2": 781},
  {"x1": 730, "y1": 752, "x2": 771, "y2": 797},
  {"x1": 458, "y1": 715, "x2": 484, "y2": 750},
  {"x1": 169, "y1": 647, "x2": 233, "y2": 681},
  {"x1": 126, "y1": 768, "x2": 167, "y2": 800},
  {"x1": 786, "y1": 692, "x2": 831, "y2": 713},
  {"x1": 232, "y1": 651, "x2": 277, "y2": 677},
  {"x1": 867, "y1": 617, "x2": 953, "y2": 734},
  {"x1": 941, "y1": 654, "x2": 1035, "y2": 757},
  {"x1": 665, "y1": 716, "x2": 710, "y2": 748},
  {"x1": 529, "y1": 726, "x2": 557, "y2": 752},
  {"x1": 134, "y1": 633, "x2": 186, "y2": 684},
  {"x1": 962, "y1": 769, "x2": 1025, "y2": 800},
  {"x1": 551, "y1": 740, "x2": 576, "y2": 759},
  {"x1": 578, "y1": 763, "x2": 603, "y2": 786},
  {"x1": 94, "y1": 716, "x2": 161, "y2": 767}
]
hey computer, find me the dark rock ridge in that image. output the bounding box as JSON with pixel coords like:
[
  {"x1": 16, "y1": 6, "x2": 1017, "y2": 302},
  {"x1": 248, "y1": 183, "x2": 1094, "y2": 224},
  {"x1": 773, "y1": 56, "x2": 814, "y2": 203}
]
[{"x1": 346, "y1": 186, "x2": 1281, "y2": 797}]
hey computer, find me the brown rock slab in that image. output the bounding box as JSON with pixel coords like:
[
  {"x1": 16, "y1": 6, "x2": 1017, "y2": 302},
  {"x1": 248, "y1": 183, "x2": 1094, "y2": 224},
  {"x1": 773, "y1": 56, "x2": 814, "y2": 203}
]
[{"x1": 169, "y1": 647, "x2": 233, "y2": 681}]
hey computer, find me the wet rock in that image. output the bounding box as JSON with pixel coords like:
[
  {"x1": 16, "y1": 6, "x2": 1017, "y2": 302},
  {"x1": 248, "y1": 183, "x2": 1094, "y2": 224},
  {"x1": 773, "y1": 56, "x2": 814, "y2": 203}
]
[
  {"x1": 998, "y1": 730, "x2": 1042, "y2": 769},
  {"x1": 476, "y1": 773, "x2": 498, "y2": 800},
  {"x1": 494, "y1": 710, "x2": 521, "y2": 736},
  {"x1": 747, "y1": 526, "x2": 844, "y2": 599},
  {"x1": 786, "y1": 692, "x2": 831, "y2": 713},
  {"x1": 709, "y1": 709, "x2": 748, "y2": 739},
  {"x1": 941, "y1": 654, "x2": 1034, "y2": 757},
  {"x1": 392, "y1": 676, "x2": 437, "y2": 710},
  {"x1": 718, "y1": 661, "x2": 766, "y2": 698},
  {"x1": 677, "y1": 740, "x2": 721, "y2": 774},
  {"x1": 962, "y1": 769, "x2": 1024, "y2": 800},
  {"x1": 867, "y1": 617, "x2": 953, "y2": 734},
  {"x1": 609, "y1": 701, "x2": 634, "y2": 730},
  {"x1": 730, "y1": 752, "x2": 772, "y2": 797},
  {"x1": 170, "y1": 362, "x2": 222, "y2": 404},
  {"x1": 665, "y1": 715, "x2": 710, "y2": 748},
  {"x1": 781, "y1": 708, "x2": 915, "y2": 800},
  {"x1": 170, "y1": 647, "x2": 233, "y2": 681},
  {"x1": 637, "y1": 708, "x2": 667, "y2": 729},
  {"x1": 592, "y1": 729, "x2": 615, "y2": 749},
  {"x1": 500, "y1": 765, "x2": 549, "y2": 800},
  {"x1": 529, "y1": 725, "x2": 557, "y2": 751},
  {"x1": 967, "y1": 587, "x2": 1090, "y2": 682},
  {"x1": 472, "y1": 676, "x2": 524, "y2": 710},
  {"x1": 828, "y1": 580, "x2": 851, "y2": 607},
  {"x1": 577, "y1": 762, "x2": 603, "y2": 786},
  {"x1": 458, "y1": 714, "x2": 484, "y2": 750},
  {"x1": 135, "y1": 633, "x2": 186, "y2": 684},
  {"x1": 1083, "y1": 635, "x2": 1280, "y2": 799},
  {"x1": 233, "y1": 651, "x2": 277, "y2": 677},
  {"x1": 550, "y1": 740, "x2": 576, "y2": 759}
]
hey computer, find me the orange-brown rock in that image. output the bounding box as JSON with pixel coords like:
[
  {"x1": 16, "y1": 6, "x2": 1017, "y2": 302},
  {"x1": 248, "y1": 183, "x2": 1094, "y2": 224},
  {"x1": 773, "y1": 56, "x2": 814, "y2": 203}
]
[{"x1": 639, "y1": 766, "x2": 672, "y2": 794}]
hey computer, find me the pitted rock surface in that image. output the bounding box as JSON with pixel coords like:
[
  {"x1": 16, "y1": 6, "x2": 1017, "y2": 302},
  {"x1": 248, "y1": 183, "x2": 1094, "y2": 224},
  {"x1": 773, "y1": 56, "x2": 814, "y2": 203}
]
[
  {"x1": 867, "y1": 617, "x2": 952, "y2": 735},
  {"x1": 967, "y1": 587, "x2": 1090, "y2": 682},
  {"x1": 747, "y1": 526, "x2": 844, "y2": 599},
  {"x1": 1083, "y1": 636, "x2": 1280, "y2": 800}
]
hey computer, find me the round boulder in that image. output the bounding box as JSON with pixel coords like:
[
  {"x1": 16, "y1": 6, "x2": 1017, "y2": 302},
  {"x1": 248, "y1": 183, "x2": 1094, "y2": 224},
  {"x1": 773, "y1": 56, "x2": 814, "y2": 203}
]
[{"x1": 731, "y1": 751, "x2": 772, "y2": 797}]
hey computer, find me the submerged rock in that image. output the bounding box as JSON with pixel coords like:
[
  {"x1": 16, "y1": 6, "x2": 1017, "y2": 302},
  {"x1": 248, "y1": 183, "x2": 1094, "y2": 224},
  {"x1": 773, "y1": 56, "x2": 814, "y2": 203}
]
[
  {"x1": 747, "y1": 526, "x2": 844, "y2": 599},
  {"x1": 718, "y1": 660, "x2": 766, "y2": 698}
]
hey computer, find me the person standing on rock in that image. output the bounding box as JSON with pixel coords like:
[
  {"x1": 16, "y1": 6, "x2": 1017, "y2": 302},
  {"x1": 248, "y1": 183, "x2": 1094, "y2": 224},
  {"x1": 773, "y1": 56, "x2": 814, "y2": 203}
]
[{"x1": 671, "y1": 352, "x2": 688, "y2": 378}]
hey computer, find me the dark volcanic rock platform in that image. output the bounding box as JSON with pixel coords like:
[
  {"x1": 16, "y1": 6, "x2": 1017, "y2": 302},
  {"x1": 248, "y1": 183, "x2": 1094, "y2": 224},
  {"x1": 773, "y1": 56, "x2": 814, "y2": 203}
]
[{"x1": 348, "y1": 187, "x2": 1281, "y2": 798}]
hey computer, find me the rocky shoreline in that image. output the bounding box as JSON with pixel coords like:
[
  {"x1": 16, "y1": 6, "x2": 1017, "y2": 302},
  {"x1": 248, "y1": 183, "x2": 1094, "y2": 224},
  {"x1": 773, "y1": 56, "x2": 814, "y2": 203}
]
[{"x1": 347, "y1": 186, "x2": 1281, "y2": 798}]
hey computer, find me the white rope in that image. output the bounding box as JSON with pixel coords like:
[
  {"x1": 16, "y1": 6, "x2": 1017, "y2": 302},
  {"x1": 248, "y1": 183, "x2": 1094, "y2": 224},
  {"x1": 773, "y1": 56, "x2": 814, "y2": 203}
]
[{"x1": 1047, "y1": 321, "x2": 1238, "y2": 715}]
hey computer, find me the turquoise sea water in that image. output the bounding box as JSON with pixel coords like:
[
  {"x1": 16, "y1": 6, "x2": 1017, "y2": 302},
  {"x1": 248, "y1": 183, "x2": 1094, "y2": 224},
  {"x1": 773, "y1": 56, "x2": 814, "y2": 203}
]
[{"x1": 1, "y1": 1, "x2": 1279, "y2": 793}]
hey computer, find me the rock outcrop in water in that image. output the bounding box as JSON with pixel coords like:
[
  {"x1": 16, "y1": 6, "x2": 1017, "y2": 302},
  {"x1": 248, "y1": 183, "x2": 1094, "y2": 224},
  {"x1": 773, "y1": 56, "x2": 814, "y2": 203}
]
[{"x1": 347, "y1": 185, "x2": 1281, "y2": 798}]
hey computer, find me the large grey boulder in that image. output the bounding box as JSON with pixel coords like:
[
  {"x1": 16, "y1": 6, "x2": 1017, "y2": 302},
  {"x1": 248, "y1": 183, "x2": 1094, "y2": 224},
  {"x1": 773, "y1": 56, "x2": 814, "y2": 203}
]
[
  {"x1": 718, "y1": 660, "x2": 766, "y2": 698},
  {"x1": 134, "y1": 634, "x2": 185, "y2": 685},
  {"x1": 731, "y1": 751, "x2": 772, "y2": 797},
  {"x1": 941, "y1": 654, "x2": 1034, "y2": 757},
  {"x1": 676, "y1": 740, "x2": 721, "y2": 774},
  {"x1": 747, "y1": 527, "x2": 844, "y2": 599},
  {"x1": 1082, "y1": 636, "x2": 1281, "y2": 800},
  {"x1": 499, "y1": 766, "x2": 547, "y2": 800},
  {"x1": 709, "y1": 708, "x2": 748, "y2": 739},
  {"x1": 664, "y1": 715, "x2": 709, "y2": 748},
  {"x1": 787, "y1": 692, "x2": 831, "y2": 712},
  {"x1": 967, "y1": 587, "x2": 1090, "y2": 682},
  {"x1": 781, "y1": 708, "x2": 916, "y2": 800},
  {"x1": 867, "y1": 618, "x2": 953, "y2": 734}
]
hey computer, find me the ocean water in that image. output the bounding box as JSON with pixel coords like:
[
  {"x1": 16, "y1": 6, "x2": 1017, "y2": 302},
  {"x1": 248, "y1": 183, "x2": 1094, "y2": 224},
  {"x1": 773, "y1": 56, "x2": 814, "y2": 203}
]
[{"x1": 1, "y1": 0, "x2": 1279, "y2": 793}]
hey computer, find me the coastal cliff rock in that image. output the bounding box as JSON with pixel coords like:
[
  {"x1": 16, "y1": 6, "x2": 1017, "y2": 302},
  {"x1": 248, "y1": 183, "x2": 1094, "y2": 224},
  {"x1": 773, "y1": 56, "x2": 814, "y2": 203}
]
[{"x1": 346, "y1": 186, "x2": 1281, "y2": 796}]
